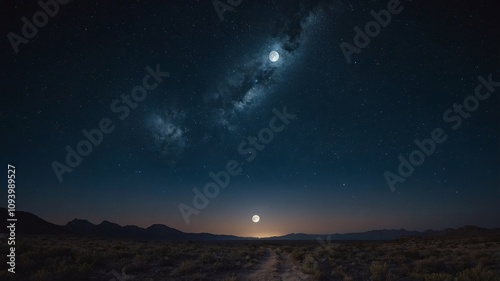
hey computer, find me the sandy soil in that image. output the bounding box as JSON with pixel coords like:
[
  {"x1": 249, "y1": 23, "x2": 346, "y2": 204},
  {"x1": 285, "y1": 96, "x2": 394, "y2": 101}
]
[{"x1": 243, "y1": 248, "x2": 310, "y2": 281}]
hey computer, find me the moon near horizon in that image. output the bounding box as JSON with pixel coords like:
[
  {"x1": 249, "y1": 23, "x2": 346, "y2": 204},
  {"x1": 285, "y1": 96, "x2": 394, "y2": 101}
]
[
  {"x1": 269, "y1": 51, "x2": 279, "y2": 62},
  {"x1": 252, "y1": 215, "x2": 260, "y2": 223}
]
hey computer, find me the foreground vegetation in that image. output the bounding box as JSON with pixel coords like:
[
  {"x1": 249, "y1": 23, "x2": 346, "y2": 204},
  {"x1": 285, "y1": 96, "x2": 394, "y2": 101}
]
[{"x1": 0, "y1": 234, "x2": 499, "y2": 280}]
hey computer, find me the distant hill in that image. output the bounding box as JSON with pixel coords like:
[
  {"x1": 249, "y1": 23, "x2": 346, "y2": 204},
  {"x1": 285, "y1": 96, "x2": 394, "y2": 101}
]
[
  {"x1": 2, "y1": 208, "x2": 66, "y2": 235},
  {"x1": 1, "y1": 207, "x2": 248, "y2": 241},
  {"x1": 266, "y1": 226, "x2": 500, "y2": 241},
  {"x1": 431, "y1": 225, "x2": 500, "y2": 238},
  {"x1": 2, "y1": 207, "x2": 499, "y2": 241},
  {"x1": 268, "y1": 229, "x2": 424, "y2": 241}
]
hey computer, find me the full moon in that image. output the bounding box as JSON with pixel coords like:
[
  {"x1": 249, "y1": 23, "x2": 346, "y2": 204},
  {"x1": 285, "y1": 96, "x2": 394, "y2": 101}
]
[
  {"x1": 269, "y1": 51, "x2": 279, "y2": 62},
  {"x1": 252, "y1": 215, "x2": 260, "y2": 223}
]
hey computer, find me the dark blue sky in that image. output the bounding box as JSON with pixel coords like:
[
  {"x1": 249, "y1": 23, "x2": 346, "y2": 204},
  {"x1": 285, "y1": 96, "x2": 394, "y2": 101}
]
[{"x1": 1, "y1": 0, "x2": 499, "y2": 237}]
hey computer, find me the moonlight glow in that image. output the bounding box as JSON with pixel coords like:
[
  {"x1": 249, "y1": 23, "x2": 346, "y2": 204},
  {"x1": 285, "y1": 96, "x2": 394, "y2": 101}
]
[
  {"x1": 252, "y1": 215, "x2": 260, "y2": 223},
  {"x1": 269, "y1": 51, "x2": 279, "y2": 62}
]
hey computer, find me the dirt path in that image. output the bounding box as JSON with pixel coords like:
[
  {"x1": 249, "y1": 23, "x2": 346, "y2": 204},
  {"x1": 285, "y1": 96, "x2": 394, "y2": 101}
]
[
  {"x1": 277, "y1": 251, "x2": 310, "y2": 281},
  {"x1": 243, "y1": 248, "x2": 309, "y2": 281}
]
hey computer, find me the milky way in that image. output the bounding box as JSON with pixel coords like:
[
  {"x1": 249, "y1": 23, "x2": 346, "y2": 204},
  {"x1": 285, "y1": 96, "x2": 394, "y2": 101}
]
[
  {"x1": 3, "y1": 0, "x2": 499, "y2": 236},
  {"x1": 146, "y1": 2, "x2": 329, "y2": 162}
]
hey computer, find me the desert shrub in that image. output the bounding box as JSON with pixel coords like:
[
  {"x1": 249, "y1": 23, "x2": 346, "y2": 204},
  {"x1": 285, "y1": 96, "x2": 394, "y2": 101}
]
[
  {"x1": 177, "y1": 259, "x2": 198, "y2": 274},
  {"x1": 423, "y1": 272, "x2": 454, "y2": 281},
  {"x1": 221, "y1": 273, "x2": 238, "y2": 281},
  {"x1": 31, "y1": 268, "x2": 50, "y2": 281},
  {"x1": 477, "y1": 256, "x2": 495, "y2": 268},
  {"x1": 414, "y1": 257, "x2": 447, "y2": 274},
  {"x1": 394, "y1": 254, "x2": 407, "y2": 266},
  {"x1": 188, "y1": 272, "x2": 208, "y2": 280},
  {"x1": 385, "y1": 272, "x2": 399, "y2": 281},
  {"x1": 213, "y1": 260, "x2": 224, "y2": 270},
  {"x1": 151, "y1": 244, "x2": 172, "y2": 257},
  {"x1": 403, "y1": 250, "x2": 421, "y2": 259},
  {"x1": 370, "y1": 261, "x2": 388, "y2": 281},
  {"x1": 0, "y1": 271, "x2": 16, "y2": 281},
  {"x1": 333, "y1": 265, "x2": 345, "y2": 275},
  {"x1": 453, "y1": 254, "x2": 475, "y2": 271},
  {"x1": 110, "y1": 249, "x2": 136, "y2": 260},
  {"x1": 300, "y1": 253, "x2": 327, "y2": 281},
  {"x1": 255, "y1": 246, "x2": 267, "y2": 257},
  {"x1": 123, "y1": 254, "x2": 149, "y2": 273},
  {"x1": 160, "y1": 255, "x2": 176, "y2": 266},
  {"x1": 75, "y1": 262, "x2": 93, "y2": 278},
  {"x1": 244, "y1": 258, "x2": 257, "y2": 269},
  {"x1": 302, "y1": 254, "x2": 318, "y2": 273},
  {"x1": 237, "y1": 249, "x2": 251, "y2": 258},
  {"x1": 18, "y1": 254, "x2": 41, "y2": 271},
  {"x1": 124, "y1": 260, "x2": 148, "y2": 274},
  {"x1": 242, "y1": 254, "x2": 252, "y2": 262},
  {"x1": 310, "y1": 270, "x2": 327, "y2": 281},
  {"x1": 456, "y1": 265, "x2": 497, "y2": 281},
  {"x1": 291, "y1": 248, "x2": 305, "y2": 263},
  {"x1": 75, "y1": 249, "x2": 107, "y2": 267},
  {"x1": 356, "y1": 251, "x2": 368, "y2": 260},
  {"x1": 52, "y1": 262, "x2": 92, "y2": 281},
  {"x1": 314, "y1": 246, "x2": 331, "y2": 262},
  {"x1": 45, "y1": 246, "x2": 74, "y2": 258}
]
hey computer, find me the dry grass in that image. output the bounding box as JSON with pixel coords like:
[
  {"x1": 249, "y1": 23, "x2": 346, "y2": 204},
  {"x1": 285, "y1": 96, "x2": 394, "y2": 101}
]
[{"x1": 1, "y1": 234, "x2": 499, "y2": 280}]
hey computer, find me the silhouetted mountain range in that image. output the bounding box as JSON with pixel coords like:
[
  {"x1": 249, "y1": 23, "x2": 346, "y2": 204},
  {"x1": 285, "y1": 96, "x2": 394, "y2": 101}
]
[
  {"x1": 2, "y1": 207, "x2": 499, "y2": 241},
  {"x1": 64, "y1": 218, "x2": 245, "y2": 241}
]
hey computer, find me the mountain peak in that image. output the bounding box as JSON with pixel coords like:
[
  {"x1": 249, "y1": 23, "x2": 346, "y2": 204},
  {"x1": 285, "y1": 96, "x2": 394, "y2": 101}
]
[
  {"x1": 67, "y1": 218, "x2": 93, "y2": 225},
  {"x1": 4, "y1": 208, "x2": 499, "y2": 241},
  {"x1": 99, "y1": 220, "x2": 121, "y2": 226}
]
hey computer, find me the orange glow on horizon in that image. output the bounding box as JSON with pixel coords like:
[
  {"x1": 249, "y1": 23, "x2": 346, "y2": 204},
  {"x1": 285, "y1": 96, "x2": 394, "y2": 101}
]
[{"x1": 247, "y1": 232, "x2": 284, "y2": 238}]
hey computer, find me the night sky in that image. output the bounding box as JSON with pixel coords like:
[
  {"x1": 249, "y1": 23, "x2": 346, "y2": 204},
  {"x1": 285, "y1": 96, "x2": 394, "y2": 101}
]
[{"x1": 1, "y1": 0, "x2": 499, "y2": 238}]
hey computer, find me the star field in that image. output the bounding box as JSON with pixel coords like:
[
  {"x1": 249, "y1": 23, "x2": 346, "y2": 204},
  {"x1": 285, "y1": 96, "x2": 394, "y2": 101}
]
[{"x1": 1, "y1": 0, "x2": 499, "y2": 237}]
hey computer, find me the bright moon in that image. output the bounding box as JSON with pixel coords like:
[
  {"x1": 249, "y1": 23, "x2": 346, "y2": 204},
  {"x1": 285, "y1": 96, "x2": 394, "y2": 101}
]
[
  {"x1": 252, "y1": 215, "x2": 260, "y2": 223},
  {"x1": 269, "y1": 51, "x2": 279, "y2": 62}
]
